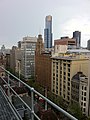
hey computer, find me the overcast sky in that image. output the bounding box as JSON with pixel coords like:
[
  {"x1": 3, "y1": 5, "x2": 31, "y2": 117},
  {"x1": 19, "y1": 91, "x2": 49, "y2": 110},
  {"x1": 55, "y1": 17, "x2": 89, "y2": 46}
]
[{"x1": 0, "y1": 0, "x2": 90, "y2": 48}]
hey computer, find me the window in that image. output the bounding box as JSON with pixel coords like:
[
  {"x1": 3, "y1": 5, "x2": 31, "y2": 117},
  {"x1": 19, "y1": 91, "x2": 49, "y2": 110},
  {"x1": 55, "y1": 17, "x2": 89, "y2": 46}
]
[
  {"x1": 84, "y1": 87, "x2": 87, "y2": 90},
  {"x1": 56, "y1": 82, "x2": 58, "y2": 85},
  {"x1": 82, "y1": 86, "x2": 83, "y2": 90},
  {"x1": 56, "y1": 62, "x2": 58, "y2": 65},
  {"x1": 83, "y1": 108, "x2": 86, "y2": 112},
  {"x1": 84, "y1": 92, "x2": 86, "y2": 96},
  {"x1": 56, "y1": 90, "x2": 58, "y2": 94},
  {"x1": 56, "y1": 70, "x2": 58, "y2": 73},
  {"x1": 56, "y1": 86, "x2": 58, "y2": 89},
  {"x1": 81, "y1": 102, "x2": 83, "y2": 106},
  {"x1": 68, "y1": 87, "x2": 70, "y2": 90},
  {"x1": 53, "y1": 81, "x2": 55, "y2": 84},
  {"x1": 64, "y1": 76, "x2": 66, "y2": 80},
  {"x1": 56, "y1": 78, "x2": 58, "y2": 81},
  {"x1": 67, "y1": 96, "x2": 70, "y2": 100},
  {"x1": 82, "y1": 91, "x2": 83, "y2": 95},
  {"x1": 60, "y1": 75, "x2": 62, "y2": 78},
  {"x1": 82, "y1": 97, "x2": 83, "y2": 100},
  {"x1": 63, "y1": 85, "x2": 65, "y2": 89},
  {"x1": 68, "y1": 82, "x2": 70, "y2": 86},
  {"x1": 56, "y1": 74, "x2": 58, "y2": 77},
  {"x1": 68, "y1": 64, "x2": 70, "y2": 67},
  {"x1": 68, "y1": 92, "x2": 70, "y2": 95},
  {"x1": 60, "y1": 78, "x2": 62, "y2": 82},
  {"x1": 68, "y1": 78, "x2": 70, "y2": 81},
  {"x1": 60, "y1": 67, "x2": 62, "y2": 70},
  {"x1": 56, "y1": 66, "x2": 58, "y2": 69},
  {"x1": 68, "y1": 73, "x2": 70, "y2": 76},
  {"x1": 84, "y1": 97, "x2": 86, "y2": 101},
  {"x1": 84, "y1": 103, "x2": 86, "y2": 106},
  {"x1": 53, "y1": 89, "x2": 55, "y2": 92},
  {"x1": 68, "y1": 68, "x2": 70, "y2": 72}
]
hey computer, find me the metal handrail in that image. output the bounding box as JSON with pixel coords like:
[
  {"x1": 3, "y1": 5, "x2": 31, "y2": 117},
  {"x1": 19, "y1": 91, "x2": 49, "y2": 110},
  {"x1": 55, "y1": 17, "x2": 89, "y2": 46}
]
[
  {"x1": 0, "y1": 86, "x2": 23, "y2": 120},
  {"x1": 0, "y1": 66, "x2": 78, "y2": 120}
]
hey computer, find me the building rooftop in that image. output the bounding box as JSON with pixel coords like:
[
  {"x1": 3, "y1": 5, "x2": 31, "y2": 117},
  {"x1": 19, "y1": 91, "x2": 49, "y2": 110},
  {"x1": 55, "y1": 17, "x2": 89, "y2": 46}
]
[
  {"x1": 67, "y1": 49, "x2": 90, "y2": 53},
  {"x1": 72, "y1": 72, "x2": 86, "y2": 81},
  {"x1": 0, "y1": 86, "x2": 22, "y2": 120},
  {"x1": 51, "y1": 55, "x2": 88, "y2": 61}
]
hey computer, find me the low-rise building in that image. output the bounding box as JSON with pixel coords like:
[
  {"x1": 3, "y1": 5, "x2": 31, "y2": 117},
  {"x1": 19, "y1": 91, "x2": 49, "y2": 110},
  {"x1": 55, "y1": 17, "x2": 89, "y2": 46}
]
[
  {"x1": 51, "y1": 54, "x2": 89, "y2": 105},
  {"x1": 71, "y1": 72, "x2": 89, "y2": 116},
  {"x1": 54, "y1": 37, "x2": 76, "y2": 54}
]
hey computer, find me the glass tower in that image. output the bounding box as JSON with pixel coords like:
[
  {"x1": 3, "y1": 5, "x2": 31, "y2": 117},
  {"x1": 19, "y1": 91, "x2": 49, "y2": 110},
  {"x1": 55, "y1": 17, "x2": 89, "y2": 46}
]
[
  {"x1": 44, "y1": 15, "x2": 52, "y2": 48},
  {"x1": 73, "y1": 31, "x2": 81, "y2": 48}
]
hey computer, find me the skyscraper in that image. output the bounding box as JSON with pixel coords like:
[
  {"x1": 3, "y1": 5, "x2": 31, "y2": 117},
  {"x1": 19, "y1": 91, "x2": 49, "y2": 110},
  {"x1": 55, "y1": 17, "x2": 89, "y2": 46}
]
[
  {"x1": 87, "y1": 39, "x2": 90, "y2": 50},
  {"x1": 73, "y1": 31, "x2": 81, "y2": 48},
  {"x1": 44, "y1": 15, "x2": 52, "y2": 48}
]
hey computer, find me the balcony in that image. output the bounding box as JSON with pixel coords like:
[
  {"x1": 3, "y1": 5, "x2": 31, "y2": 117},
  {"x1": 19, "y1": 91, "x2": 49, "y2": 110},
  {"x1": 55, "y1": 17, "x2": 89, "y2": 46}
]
[{"x1": 0, "y1": 66, "x2": 77, "y2": 120}]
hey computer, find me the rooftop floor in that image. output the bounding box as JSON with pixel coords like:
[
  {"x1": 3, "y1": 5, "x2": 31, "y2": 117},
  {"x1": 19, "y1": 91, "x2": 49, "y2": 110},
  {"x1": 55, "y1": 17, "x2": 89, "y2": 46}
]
[{"x1": 0, "y1": 86, "x2": 22, "y2": 120}]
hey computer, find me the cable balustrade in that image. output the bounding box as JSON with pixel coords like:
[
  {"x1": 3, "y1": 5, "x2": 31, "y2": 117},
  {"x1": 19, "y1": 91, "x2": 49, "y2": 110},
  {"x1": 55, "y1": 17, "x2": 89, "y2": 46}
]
[{"x1": 0, "y1": 66, "x2": 78, "y2": 120}]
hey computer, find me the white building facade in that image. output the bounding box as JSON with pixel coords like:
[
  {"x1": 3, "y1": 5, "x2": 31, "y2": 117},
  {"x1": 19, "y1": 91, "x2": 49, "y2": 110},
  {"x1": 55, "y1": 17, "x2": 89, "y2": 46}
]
[{"x1": 21, "y1": 36, "x2": 37, "y2": 80}]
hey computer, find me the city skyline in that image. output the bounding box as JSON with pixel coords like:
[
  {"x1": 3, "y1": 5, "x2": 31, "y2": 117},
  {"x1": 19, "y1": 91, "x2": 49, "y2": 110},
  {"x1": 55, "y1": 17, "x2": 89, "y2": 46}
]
[{"x1": 0, "y1": 0, "x2": 90, "y2": 48}]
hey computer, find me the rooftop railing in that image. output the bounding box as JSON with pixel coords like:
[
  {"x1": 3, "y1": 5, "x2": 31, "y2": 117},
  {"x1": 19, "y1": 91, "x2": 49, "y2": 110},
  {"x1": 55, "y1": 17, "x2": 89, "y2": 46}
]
[{"x1": 0, "y1": 66, "x2": 78, "y2": 120}]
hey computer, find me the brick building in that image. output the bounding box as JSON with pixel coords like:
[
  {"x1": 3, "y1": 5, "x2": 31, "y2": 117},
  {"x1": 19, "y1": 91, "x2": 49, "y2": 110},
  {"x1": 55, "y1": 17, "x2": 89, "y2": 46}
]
[{"x1": 35, "y1": 35, "x2": 52, "y2": 90}]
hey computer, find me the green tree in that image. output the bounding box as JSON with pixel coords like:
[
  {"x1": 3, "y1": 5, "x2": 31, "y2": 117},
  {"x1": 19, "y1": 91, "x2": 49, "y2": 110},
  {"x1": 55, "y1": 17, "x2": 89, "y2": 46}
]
[{"x1": 67, "y1": 102, "x2": 83, "y2": 120}]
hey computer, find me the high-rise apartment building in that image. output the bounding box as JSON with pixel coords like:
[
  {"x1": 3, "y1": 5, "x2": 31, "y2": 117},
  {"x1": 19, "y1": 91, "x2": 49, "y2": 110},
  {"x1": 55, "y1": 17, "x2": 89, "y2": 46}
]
[
  {"x1": 73, "y1": 31, "x2": 81, "y2": 48},
  {"x1": 44, "y1": 15, "x2": 52, "y2": 48}
]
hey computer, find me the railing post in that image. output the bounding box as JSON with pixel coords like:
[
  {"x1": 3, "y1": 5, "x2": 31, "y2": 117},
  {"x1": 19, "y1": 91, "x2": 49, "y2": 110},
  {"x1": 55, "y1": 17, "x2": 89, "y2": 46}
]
[
  {"x1": 8, "y1": 72, "x2": 10, "y2": 101},
  {"x1": 18, "y1": 61, "x2": 21, "y2": 87},
  {"x1": 45, "y1": 87, "x2": 47, "y2": 110},
  {"x1": 31, "y1": 88, "x2": 34, "y2": 120}
]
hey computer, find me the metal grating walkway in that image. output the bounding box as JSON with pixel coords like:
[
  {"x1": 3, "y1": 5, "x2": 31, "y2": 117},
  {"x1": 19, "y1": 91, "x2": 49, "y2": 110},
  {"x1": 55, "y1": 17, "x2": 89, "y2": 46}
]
[{"x1": 0, "y1": 86, "x2": 22, "y2": 120}]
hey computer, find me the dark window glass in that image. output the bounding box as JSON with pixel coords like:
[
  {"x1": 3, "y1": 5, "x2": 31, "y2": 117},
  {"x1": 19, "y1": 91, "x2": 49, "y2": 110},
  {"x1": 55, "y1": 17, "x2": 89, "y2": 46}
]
[
  {"x1": 84, "y1": 92, "x2": 86, "y2": 96},
  {"x1": 84, "y1": 87, "x2": 87, "y2": 90},
  {"x1": 84, "y1": 103, "x2": 86, "y2": 106},
  {"x1": 84, "y1": 97, "x2": 86, "y2": 101}
]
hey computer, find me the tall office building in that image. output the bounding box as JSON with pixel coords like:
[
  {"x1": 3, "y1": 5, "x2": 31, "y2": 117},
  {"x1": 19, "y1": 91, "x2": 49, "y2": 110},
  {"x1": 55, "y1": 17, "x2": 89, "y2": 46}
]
[
  {"x1": 21, "y1": 36, "x2": 37, "y2": 79},
  {"x1": 87, "y1": 39, "x2": 90, "y2": 50},
  {"x1": 44, "y1": 15, "x2": 52, "y2": 48},
  {"x1": 73, "y1": 31, "x2": 81, "y2": 48}
]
